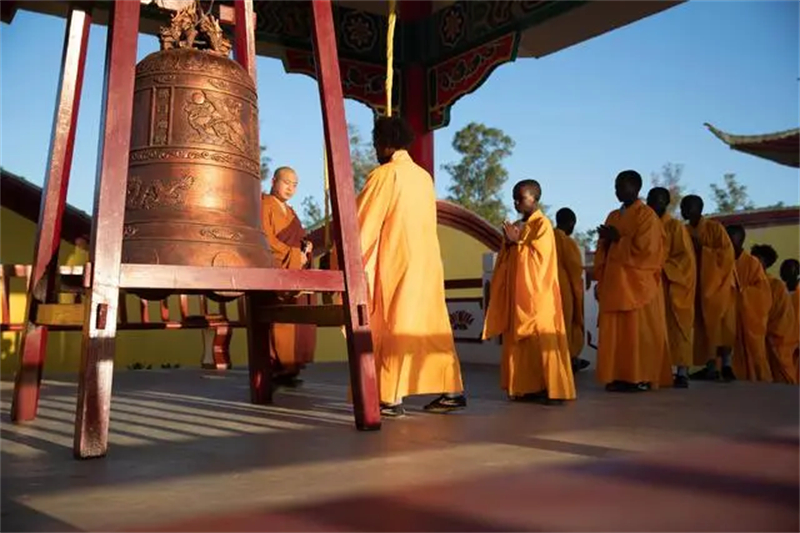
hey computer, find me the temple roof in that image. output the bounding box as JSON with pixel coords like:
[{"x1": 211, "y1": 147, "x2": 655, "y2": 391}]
[
  {"x1": 704, "y1": 123, "x2": 800, "y2": 169},
  {"x1": 1, "y1": 1, "x2": 683, "y2": 61},
  {"x1": 0, "y1": 168, "x2": 92, "y2": 245}
]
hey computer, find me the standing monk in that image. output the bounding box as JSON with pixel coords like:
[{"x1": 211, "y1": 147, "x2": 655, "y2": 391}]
[
  {"x1": 554, "y1": 208, "x2": 589, "y2": 373},
  {"x1": 356, "y1": 116, "x2": 466, "y2": 417},
  {"x1": 726, "y1": 225, "x2": 772, "y2": 382},
  {"x1": 751, "y1": 245, "x2": 797, "y2": 383},
  {"x1": 594, "y1": 170, "x2": 671, "y2": 392},
  {"x1": 484, "y1": 181, "x2": 576, "y2": 405},
  {"x1": 646, "y1": 187, "x2": 696, "y2": 388},
  {"x1": 780, "y1": 259, "x2": 800, "y2": 382},
  {"x1": 680, "y1": 195, "x2": 736, "y2": 381},
  {"x1": 261, "y1": 167, "x2": 316, "y2": 386}
]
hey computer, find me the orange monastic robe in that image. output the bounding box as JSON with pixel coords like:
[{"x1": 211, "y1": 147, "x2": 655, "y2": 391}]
[
  {"x1": 764, "y1": 276, "x2": 798, "y2": 384},
  {"x1": 731, "y1": 251, "x2": 772, "y2": 382},
  {"x1": 689, "y1": 217, "x2": 736, "y2": 364},
  {"x1": 554, "y1": 228, "x2": 585, "y2": 359},
  {"x1": 260, "y1": 194, "x2": 316, "y2": 372},
  {"x1": 356, "y1": 150, "x2": 463, "y2": 404},
  {"x1": 594, "y1": 200, "x2": 671, "y2": 387},
  {"x1": 484, "y1": 211, "x2": 576, "y2": 400},
  {"x1": 660, "y1": 213, "x2": 696, "y2": 367}
]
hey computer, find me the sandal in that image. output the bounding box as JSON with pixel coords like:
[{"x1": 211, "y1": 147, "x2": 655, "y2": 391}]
[
  {"x1": 423, "y1": 394, "x2": 467, "y2": 413},
  {"x1": 380, "y1": 403, "x2": 406, "y2": 417}
]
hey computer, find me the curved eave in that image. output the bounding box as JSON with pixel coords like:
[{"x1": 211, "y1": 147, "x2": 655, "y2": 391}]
[
  {"x1": 704, "y1": 123, "x2": 800, "y2": 169},
  {"x1": 307, "y1": 199, "x2": 502, "y2": 255}
]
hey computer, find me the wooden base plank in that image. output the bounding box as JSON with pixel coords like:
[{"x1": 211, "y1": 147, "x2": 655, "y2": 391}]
[
  {"x1": 119, "y1": 264, "x2": 345, "y2": 293},
  {"x1": 256, "y1": 304, "x2": 344, "y2": 326},
  {"x1": 35, "y1": 303, "x2": 85, "y2": 326}
]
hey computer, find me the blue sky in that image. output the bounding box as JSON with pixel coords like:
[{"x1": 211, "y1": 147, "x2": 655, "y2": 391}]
[{"x1": 1, "y1": 1, "x2": 798, "y2": 235}]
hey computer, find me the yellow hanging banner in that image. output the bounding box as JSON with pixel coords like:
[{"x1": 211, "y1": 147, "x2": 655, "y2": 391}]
[
  {"x1": 323, "y1": 146, "x2": 330, "y2": 249},
  {"x1": 385, "y1": 0, "x2": 397, "y2": 116}
]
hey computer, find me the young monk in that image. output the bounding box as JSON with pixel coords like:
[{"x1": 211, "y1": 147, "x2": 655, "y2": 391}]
[
  {"x1": 355, "y1": 116, "x2": 465, "y2": 417},
  {"x1": 681, "y1": 195, "x2": 736, "y2": 381},
  {"x1": 483, "y1": 182, "x2": 576, "y2": 405},
  {"x1": 780, "y1": 259, "x2": 800, "y2": 381},
  {"x1": 594, "y1": 170, "x2": 671, "y2": 392},
  {"x1": 781, "y1": 259, "x2": 800, "y2": 316},
  {"x1": 646, "y1": 187, "x2": 696, "y2": 388},
  {"x1": 726, "y1": 225, "x2": 772, "y2": 382},
  {"x1": 554, "y1": 208, "x2": 589, "y2": 374},
  {"x1": 261, "y1": 167, "x2": 316, "y2": 386},
  {"x1": 751, "y1": 245, "x2": 797, "y2": 383}
]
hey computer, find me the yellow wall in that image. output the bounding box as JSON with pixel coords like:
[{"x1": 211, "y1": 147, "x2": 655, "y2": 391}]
[
  {"x1": 742, "y1": 224, "x2": 800, "y2": 277},
  {"x1": 1, "y1": 207, "x2": 491, "y2": 374}
]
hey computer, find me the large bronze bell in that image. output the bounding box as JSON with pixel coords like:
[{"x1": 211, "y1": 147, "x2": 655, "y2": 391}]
[{"x1": 122, "y1": 2, "x2": 273, "y2": 300}]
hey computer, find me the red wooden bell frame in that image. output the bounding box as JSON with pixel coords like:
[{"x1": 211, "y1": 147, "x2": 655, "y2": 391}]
[{"x1": 10, "y1": 0, "x2": 381, "y2": 460}]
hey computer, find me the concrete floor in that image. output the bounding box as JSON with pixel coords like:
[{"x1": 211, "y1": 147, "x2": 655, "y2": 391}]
[{"x1": 1, "y1": 363, "x2": 798, "y2": 532}]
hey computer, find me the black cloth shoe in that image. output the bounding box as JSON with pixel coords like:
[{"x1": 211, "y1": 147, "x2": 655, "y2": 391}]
[
  {"x1": 690, "y1": 367, "x2": 719, "y2": 381},
  {"x1": 720, "y1": 366, "x2": 736, "y2": 382},
  {"x1": 424, "y1": 395, "x2": 467, "y2": 413},
  {"x1": 380, "y1": 403, "x2": 406, "y2": 417},
  {"x1": 571, "y1": 358, "x2": 591, "y2": 373},
  {"x1": 673, "y1": 375, "x2": 689, "y2": 388}
]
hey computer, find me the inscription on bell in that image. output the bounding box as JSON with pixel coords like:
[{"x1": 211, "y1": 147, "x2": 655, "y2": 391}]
[
  {"x1": 122, "y1": 1, "x2": 273, "y2": 300},
  {"x1": 200, "y1": 227, "x2": 244, "y2": 242},
  {"x1": 126, "y1": 175, "x2": 195, "y2": 210},
  {"x1": 152, "y1": 87, "x2": 172, "y2": 145},
  {"x1": 184, "y1": 90, "x2": 249, "y2": 154}
]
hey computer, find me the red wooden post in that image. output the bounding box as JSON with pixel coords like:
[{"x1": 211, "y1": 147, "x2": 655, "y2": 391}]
[
  {"x1": 233, "y1": 0, "x2": 258, "y2": 84},
  {"x1": 310, "y1": 0, "x2": 381, "y2": 430},
  {"x1": 73, "y1": 0, "x2": 140, "y2": 459},
  {"x1": 11, "y1": 5, "x2": 91, "y2": 422},
  {"x1": 401, "y1": 0, "x2": 434, "y2": 177},
  {"x1": 232, "y1": 0, "x2": 273, "y2": 403}
]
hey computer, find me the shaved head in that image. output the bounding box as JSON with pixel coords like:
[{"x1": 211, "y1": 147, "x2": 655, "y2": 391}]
[{"x1": 271, "y1": 166, "x2": 299, "y2": 202}]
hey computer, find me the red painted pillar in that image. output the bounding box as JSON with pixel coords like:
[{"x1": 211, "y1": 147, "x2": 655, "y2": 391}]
[{"x1": 400, "y1": 0, "x2": 434, "y2": 178}]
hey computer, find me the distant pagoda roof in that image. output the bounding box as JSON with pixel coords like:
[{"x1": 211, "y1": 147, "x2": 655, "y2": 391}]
[{"x1": 704, "y1": 123, "x2": 799, "y2": 168}]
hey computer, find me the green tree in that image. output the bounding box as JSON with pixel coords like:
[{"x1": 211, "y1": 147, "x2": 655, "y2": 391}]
[
  {"x1": 710, "y1": 173, "x2": 754, "y2": 213},
  {"x1": 260, "y1": 144, "x2": 271, "y2": 182},
  {"x1": 299, "y1": 123, "x2": 377, "y2": 230},
  {"x1": 443, "y1": 122, "x2": 515, "y2": 226},
  {"x1": 573, "y1": 228, "x2": 598, "y2": 251},
  {"x1": 300, "y1": 196, "x2": 326, "y2": 230},
  {"x1": 349, "y1": 123, "x2": 378, "y2": 193},
  {"x1": 650, "y1": 162, "x2": 686, "y2": 217}
]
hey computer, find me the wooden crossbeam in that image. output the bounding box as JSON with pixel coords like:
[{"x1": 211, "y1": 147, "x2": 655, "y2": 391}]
[
  {"x1": 256, "y1": 304, "x2": 344, "y2": 327},
  {"x1": 119, "y1": 264, "x2": 346, "y2": 293},
  {"x1": 35, "y1": 303, "x2": 85, "y2": 326}
]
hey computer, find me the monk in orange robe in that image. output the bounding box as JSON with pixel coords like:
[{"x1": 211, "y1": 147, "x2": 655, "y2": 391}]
[
  {"x1": 594, "y1": 170, "x2": 671, "y2": 392},
  {"x1": 554, "y1": 208, "x2": 589, "y2": 374},
  {"x1": 680, "y1": 195, "x2": 737, "y2": 381},
  {"x1": 646, "y1": 187, "x2": 696, "y2": 388},
  {"x1": 726, "y1": 225, "x2": 772, "y2": 382},
  {"x1": 780, "y1": 259, "x2": 800, "y2": 382},
  {"x1": 484, "y1": 181, "x2": 576, "y2": 405},
  {"x1": 751, "y1": 245, "x2": 797, "y2": 383},
  {"x1": 260, "y1": 167, "x2": 316, "y2": 386},
  {"x1": 355, "y1": 116, "x2": 465, "y2": 417}
]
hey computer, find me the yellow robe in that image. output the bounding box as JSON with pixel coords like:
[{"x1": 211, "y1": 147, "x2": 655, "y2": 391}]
[
  {"x1": 260, "y1": 194, "x2": 316, "y2": 372},
  {"x1": 484, "y1": 211, "x2": 576, "y2": 400},
  {"x1": 553, "y1": 228, "x2": 585, "y2": 359},
  {"x1": 594, "y1": 200, "x2": 671, "y2": 387},
  {"x1": 689, "y1": 217, "x2": 736, "y2": 364},
  {"x1": 356, "y1": 150, "x2": 463, "y2": 404},
  {"x1": 660, "y1": 213, "x2": 696, "y2": 367},
  {"x1": 764, "y1": 276, "x2": 798, "y2": 384},
  {"x1": 731, "y1": 251, "x2": 772, "y2": 382}
]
